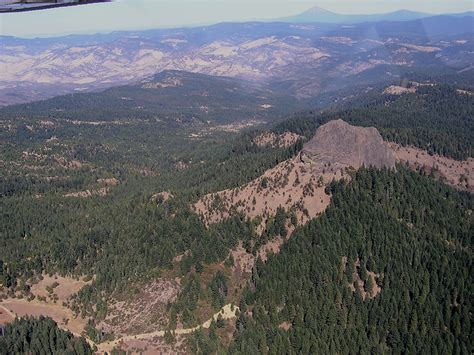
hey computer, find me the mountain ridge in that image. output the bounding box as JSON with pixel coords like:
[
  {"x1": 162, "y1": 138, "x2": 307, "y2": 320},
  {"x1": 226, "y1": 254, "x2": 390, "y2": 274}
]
[
  {"x1": 0, "y1": 13, "x2": 473, "y2": 105},
  {"x1": 277, "y1": 6, "x2": 472, "y2": 24},
  {"x1": 0, "y1": 69, "x2": 301, "y2": 124}
]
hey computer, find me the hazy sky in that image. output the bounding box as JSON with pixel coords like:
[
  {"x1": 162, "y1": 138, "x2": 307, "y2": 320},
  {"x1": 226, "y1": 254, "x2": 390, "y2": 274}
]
[{"x1": 0, "y1": 0, "x2": 472, "y2": 38}]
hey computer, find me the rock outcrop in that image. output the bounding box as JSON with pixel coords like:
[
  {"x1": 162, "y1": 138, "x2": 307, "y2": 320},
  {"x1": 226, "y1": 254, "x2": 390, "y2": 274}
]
[{"x1": 302, "y1": 119, "x2": 396, "y2": 170}]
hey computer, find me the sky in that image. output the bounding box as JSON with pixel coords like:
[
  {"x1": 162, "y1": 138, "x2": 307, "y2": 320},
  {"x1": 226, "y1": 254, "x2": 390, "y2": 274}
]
[{"x1": 0, "y1": 0, "x2": 472, "y2": 38}]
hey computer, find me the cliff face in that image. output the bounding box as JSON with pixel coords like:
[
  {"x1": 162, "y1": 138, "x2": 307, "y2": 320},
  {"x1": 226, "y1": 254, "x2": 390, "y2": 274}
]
[{"x1": 302, "y1": 119, "x2": 396, "y2": 170}]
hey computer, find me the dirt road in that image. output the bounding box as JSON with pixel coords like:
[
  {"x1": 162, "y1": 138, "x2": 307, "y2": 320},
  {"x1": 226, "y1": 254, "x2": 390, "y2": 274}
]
[{"x1": 99, "y1": 303, "x2": 238, "y2": 353}]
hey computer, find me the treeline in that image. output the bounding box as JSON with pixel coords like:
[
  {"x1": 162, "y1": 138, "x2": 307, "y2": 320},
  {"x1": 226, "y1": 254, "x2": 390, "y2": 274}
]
[
  {"x1": 224, "y1": 167, "x2": 473, "y2": 354},
  {"x1": 0, "y1": 316, "x2": 93, "y2": 354}
]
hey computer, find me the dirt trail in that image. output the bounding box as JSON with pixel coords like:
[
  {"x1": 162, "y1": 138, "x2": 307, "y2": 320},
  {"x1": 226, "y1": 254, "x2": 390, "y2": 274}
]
[{"x1": 99, "y1": 304, "x2": 238, "y2": 353}]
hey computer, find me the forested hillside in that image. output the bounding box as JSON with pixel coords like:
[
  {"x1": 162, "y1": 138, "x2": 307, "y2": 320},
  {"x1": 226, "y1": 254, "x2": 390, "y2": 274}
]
[
  {"x1": 0, "y1": 120, "x2": 301, "y2": 317},
  {"x1": 0, "y1": 78, "x2": 472, "y2": 352},
  {"x1": 0, "y1": 316, "x2": 93, "y2": 354},
  {"x1": 226, "y1": 167, "x2": 473, "y2": 354},
  {"x1": 0, "y1": 70, "x2": 300, "y2": 124}
]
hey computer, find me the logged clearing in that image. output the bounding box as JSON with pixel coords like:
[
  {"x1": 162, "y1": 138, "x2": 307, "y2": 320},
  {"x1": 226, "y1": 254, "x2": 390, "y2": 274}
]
[{"x1": 390, "y1": 143, "x2": 474, "y2": 192}]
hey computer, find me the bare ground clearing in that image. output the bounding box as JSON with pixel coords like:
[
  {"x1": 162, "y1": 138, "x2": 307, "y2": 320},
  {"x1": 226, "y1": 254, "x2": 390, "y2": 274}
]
[
  {"x1": 390, "y1": 143, "x2": 474, "y2": 192},
  {"x1": 0, "y1": 299, "x2": 88, "y2": 336}
]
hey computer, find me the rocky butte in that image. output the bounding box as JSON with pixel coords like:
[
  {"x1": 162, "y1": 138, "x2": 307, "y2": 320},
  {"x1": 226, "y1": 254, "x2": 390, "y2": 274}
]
[
  {"x1": 195, "y1": 119, "x2": 396, "y2": 228},
  {"x1": 302, "y1": 119, "x2": 396, "y2": 170}
]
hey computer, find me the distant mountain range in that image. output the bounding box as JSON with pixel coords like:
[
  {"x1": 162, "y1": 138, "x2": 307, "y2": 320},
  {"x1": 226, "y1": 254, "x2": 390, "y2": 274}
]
[
  {"x1": 277, "y1": 6, "x2": 474, "y2": 24},
  {"x1": 0, "y1": 11, "x2": 473, "y2": 105}
]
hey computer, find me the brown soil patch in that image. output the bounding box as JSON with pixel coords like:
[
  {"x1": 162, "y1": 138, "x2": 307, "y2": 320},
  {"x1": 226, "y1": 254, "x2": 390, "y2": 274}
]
[
  {"x1": 175, "y1": 161, "x2": 190, "y2": 170},
  {"x1": 31, "y1": 274, "x2": 90, "y2": 303},
  {"x1": 457, "y1": 89, "x2": 473, "y2": 96},
  {"x1": 400, "y1": 43, "x2": 441, "y2": 52},
  {"x1": 253, "y1": 131, "x2": 303, "y2": 148},
  {"x1": 152, "y1": 191, "x2": 174, "y2": 204},
  {"x1": 0, "y1": 305, "x2": 15, "y2": 324},
  {"x1": 142, "y1": 77, "x2": 183, "y2": 89},
  {"x1": 257, "y1": 235, "x2": 285, "y2": 263},
  {"x1": 22, "y1": 150, "x2": 87, "y2": 170},
  {"x1": 0, "y1": 275, "x2": 91, "y2": 335},
  {"x1": 390, "y1": 143, "x2": 474, "y2": 193},
  {"x1": 206, "y1": 120, "x2": 264, "y2": 133},
  {"x1": 344, "y1": 257, "x2": 382, "y2": 301},
  {"x1": 383, "y1": 85, "x2": 416, "y2": 95},
  {"x1": 256, "y1": 223, "x2": 295, "y2": 263},
  {"x1": 0, "y1": 298, "x2": 88, "y2": 336},
  {"x1": 172, "y1": 250, "x2": 190, "y2": 264},
  {"x1": 63, "y1": 187, "x2": 109, "y2": 198},
  {"x1": 229, "y1": 226, "x2": 294, "y2": 276},
  {"x1": 278, "y1": 321, "x2": 292, "y2": 331},
  {"x1": 97, "y1": 178, "x2": 120, "y2": 186},
  {"x1": 138, "y1": 168, "x2": 160, "y2": 177},
  {"x1": 106, "y1": 336, "x2": 183, "y2": 355},
  {"x1": 66, "y1": 120, "x2": 129, "y2": 126},
  {"x1": 54, "y1": 156, "x2": 84, "y2": 169}
]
